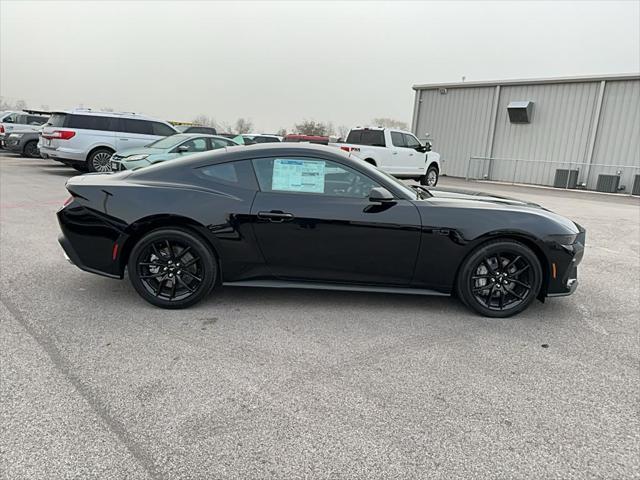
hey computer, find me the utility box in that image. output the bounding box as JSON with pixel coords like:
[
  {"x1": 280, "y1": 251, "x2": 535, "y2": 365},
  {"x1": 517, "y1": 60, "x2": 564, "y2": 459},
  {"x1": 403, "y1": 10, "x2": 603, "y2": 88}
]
[
  {"x1": 507, "y1": 101, "x2": 534, "y2": 123},
  {"x1": 553, "y1": 169, "x2": 579, "y2": 189},
  {"x1": 632, "y1": 175, "x2": 640, "y2": 196},
  {"x1": 596, "y1": 174, "x2": 621, "y2": 193}
]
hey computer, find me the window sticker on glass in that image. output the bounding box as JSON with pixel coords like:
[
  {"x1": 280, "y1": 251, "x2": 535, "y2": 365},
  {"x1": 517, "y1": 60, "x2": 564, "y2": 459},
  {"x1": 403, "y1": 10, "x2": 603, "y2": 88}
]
[{"x1": 272, "y1": 159, "x2": 325, "y2": 193}]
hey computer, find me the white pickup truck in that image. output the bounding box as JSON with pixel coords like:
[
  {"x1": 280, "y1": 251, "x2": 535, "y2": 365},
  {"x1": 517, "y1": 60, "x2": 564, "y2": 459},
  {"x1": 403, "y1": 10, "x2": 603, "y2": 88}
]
[{"x1": 332, "y1": 127, "x2": 441, "y2": 186}]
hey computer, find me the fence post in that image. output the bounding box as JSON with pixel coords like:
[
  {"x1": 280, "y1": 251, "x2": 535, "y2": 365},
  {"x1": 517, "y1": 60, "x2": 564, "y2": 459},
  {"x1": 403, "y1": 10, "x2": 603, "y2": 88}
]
[
  {"x1": 512, "y1": 159, "x2": 519, "y2": 185},
  {"x1": 465, "y1": 156, "x2": 472, "y2": 181}
]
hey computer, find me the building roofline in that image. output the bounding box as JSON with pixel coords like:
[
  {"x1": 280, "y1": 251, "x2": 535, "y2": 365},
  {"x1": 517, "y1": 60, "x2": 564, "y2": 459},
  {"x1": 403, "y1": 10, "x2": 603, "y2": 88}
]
[{"x1": 412, "y1": 73, "x2": 640, "y2": 90}]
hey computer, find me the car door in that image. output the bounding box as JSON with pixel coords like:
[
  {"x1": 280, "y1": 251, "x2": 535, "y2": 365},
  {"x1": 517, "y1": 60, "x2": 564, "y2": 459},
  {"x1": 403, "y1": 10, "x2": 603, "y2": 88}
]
[
  {"x1": 403, "y1": 133, "x2": 426, "y2": 174},
  {"x1": 169, "y1": 136, "x2": 209, "y2": 160},
  {"x1": 117, "y1": 119, "x2": 158, "y2": 150},
  {"x1": 250, "y1": 156, "x2": 422, "y2": 285},
  {"x1": 389, "y1": 131, "x2": 412, "y2": 175}
]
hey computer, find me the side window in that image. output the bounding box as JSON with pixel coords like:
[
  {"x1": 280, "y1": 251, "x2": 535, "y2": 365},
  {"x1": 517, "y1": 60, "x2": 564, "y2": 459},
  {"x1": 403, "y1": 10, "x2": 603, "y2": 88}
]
[
  {"x1": 391, "y1": 132, "x2": 406, "y2": 147},
  {"x1": 27, "y1": 115, "x2": 47, "y2": 125},
  {"x1": 195, "y1": 160, "x2": 258, "y2": 190},
  {"x1": 179, "y1": 137, "x2": 208, "y2": 152},
  {"x1": 403, "y1": 134, "x2": 421, "y2": 149},
  {"x1": 210, "y1": 138, "x2": 233, "y2": 149},
  {"x1": 152, "y1": 122, "x2": 176, "y2": 136},
  {"x1": 123, "y1": 119, "x2": 153, "y2": 135},
  {"x1": 15, "y1": 114, "x2": 28, "y2": 124},
  {"x1": 252, "y1": 157, "x2": 380, "y2": 199},
  {"x1": 66, "y1": 115, "x2": 113, "y2": 131}
]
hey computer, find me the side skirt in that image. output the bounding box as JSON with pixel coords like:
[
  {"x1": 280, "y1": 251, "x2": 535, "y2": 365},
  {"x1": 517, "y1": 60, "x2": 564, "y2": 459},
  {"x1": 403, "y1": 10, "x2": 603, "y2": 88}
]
[{"x1": 222, "y1": 279, "x2": 450, "y2": 297}]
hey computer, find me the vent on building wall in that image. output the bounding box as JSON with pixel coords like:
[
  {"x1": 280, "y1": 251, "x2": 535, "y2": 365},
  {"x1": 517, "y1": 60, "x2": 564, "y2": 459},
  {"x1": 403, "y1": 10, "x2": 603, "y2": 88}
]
[
  {"x1": 553, "y1": 169, "x2": 579, "y2": 189},
  {"x1": 439, "y1": 88, "x2": 448, "y2": 95},
  {"x1": 507, "y1": 101, "x2": 534, "y2": 123}
]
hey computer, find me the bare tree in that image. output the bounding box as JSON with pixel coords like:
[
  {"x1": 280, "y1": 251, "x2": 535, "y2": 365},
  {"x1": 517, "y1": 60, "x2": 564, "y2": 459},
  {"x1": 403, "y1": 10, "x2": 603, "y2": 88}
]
[
  {"x1": 337, "y1": 125, "x2": 350, "y2": 140},
  {"x1": 192, "y1": 115, "x2": 216, "y2": 127},
  {"x1": 276, "y1": 128, "x2": 287, "y2": 137},
  {"x1": 234, "y1": 118, "x2": 253, "y2": 134},
  {"x1": 14, "y1": 99, "x2": 27, "y2": 111},
  {"x1": 371, "y1": 117, "x2": 409, "y2": 131},
  {"x1": 294, "y1": 120, "x2": 332, "y2": 136}
]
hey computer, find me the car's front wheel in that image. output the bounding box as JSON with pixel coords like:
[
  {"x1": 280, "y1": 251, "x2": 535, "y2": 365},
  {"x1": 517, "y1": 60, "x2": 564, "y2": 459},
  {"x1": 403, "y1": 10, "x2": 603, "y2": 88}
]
[
  {"x1": 128, "y1": 229, "x2": 217, "y2": 309},
  {"x1": 456, "y1": 240, "x2": 542, "y2": 317},
  {"x1": 87, "y1": 148, "x2": 114, "y2": 173},
  {"x1": 420, "y1": 165, "x2": 439, "y2": 187}
]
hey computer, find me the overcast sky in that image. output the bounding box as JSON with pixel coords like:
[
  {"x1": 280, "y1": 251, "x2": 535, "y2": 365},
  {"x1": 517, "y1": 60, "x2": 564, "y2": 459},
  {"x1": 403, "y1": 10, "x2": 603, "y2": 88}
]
[{"x1": 1, "y1": 0, "x2": 639, "y2": 132}]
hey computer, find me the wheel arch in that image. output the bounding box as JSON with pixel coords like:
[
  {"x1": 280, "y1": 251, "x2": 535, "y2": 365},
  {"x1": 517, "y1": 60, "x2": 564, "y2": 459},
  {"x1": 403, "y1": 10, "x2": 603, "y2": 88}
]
[
  {"x1": 117, "y1": 215, "x2": 223, "y2": 283},
  {"x1": 453, "y1": 232, "x2": 550, "y2": 300},
  {"x1": 86, "y1": 144, "x2": 115, "y2": 162},
  {"x1": 22, "y1": 138, "x2": 38, "y2": 155},
  {"x1": 363, "y1": 158, "x2": 377, "y2": 166}
]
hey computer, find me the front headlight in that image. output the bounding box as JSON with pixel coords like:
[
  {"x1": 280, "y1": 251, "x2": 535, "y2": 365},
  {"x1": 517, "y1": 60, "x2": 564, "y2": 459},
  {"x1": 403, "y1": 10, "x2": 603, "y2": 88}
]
[
  {"x1": 548, "y1": 234, "x2": 578, "y2": 245},
  {"x1": 125, "y1": 154, "x2": 149, "y2": 161}
]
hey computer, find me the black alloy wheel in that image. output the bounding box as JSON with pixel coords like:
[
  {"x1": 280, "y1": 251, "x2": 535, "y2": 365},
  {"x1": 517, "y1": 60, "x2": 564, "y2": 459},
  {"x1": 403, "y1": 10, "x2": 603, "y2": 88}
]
[
  {"x1": 128, "y1": 229, "x2": 217, "y2": 308},
  {"x1": 23, "y1": 140, "x2": 39, "y2": 158},
  {"x1": 457, "y1": 240, "x2": 542, "y2": 317}
]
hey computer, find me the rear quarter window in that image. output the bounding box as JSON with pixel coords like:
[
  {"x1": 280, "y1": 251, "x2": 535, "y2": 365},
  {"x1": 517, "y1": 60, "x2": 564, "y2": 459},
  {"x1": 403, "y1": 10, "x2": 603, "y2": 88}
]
[
  {"x1": 195, "y1": 160, "x2": 258, "y2": 190},
  {"x1": 66, "y1": 114, "x2": 116, "y2": 131}
]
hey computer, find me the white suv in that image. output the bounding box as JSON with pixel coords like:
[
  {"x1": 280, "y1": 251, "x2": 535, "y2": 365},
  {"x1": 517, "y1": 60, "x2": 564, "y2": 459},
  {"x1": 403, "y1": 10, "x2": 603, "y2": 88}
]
[{"x1": 39, "y1": 109, "x2": 177, "y2": 172}]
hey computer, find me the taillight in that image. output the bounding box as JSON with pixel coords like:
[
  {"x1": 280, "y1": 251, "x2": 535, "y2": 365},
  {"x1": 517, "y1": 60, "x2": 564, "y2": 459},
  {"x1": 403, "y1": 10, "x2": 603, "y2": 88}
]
[
  {"x1": 0, "y1": 125, "x2": 4, "y2": 134},
  {"x1": 43, "y1": 130, "x2": 76, "y2": 140},
  {"x1": 340, "y1": 146, "x2": 352, "y2": 152}
]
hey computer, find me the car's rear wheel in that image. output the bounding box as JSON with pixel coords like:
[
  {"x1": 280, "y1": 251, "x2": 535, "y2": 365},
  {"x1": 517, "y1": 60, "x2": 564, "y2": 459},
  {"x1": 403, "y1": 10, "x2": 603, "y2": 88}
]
[
  {"x1": 456, "y1": 240, "x2": 542, "y2": 318},
  {"x1": 128, "y1": 229, "x2": 217, "y2": 309},
  {"x1": 22, "y1": 140, "x2": 39, "y2": 158},
  {"x1": 420, "y1": 165, "x2": 439, "y2": 187},
  {"x1": 87, "y1": 148, "x2": 114, "y2": 173}
]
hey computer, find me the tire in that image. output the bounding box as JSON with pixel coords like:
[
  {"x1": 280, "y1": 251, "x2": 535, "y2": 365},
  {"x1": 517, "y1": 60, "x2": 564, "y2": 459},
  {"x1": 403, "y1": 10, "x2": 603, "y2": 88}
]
[
  {"x1": 86, "y1": 148, "x2": 114, "y2": 173},
  {"x1": 127, "y1": 228, "x2": 217, "y2": 309},
  {"x1": 420, "y1": 165, "x2": 439, "y2": 187},
  {"x1": 456, "y1": 240, "x2": 542, "y2": 318},
  {"x1": 22, "y1": 140, "x2": 39, "y2": 158}
]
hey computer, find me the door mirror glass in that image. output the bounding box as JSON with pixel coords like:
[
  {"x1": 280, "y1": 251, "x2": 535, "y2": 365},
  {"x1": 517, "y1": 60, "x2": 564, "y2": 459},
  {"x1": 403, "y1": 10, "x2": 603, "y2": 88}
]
[{"x1": 368, "y1": 187, "x2": 394, "y2": 203}]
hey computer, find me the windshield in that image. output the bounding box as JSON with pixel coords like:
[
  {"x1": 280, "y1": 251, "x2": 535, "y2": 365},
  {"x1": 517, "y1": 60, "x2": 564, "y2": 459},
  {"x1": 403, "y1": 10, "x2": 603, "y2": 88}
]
[{"x1": 146, "y1": 134, "x2": 190, "y2": 149}]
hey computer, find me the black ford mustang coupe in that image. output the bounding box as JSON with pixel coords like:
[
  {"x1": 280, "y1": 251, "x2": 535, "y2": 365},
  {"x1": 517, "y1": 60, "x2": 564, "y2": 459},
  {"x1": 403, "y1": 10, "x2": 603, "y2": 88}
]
[{"x1": 57, "y1": 144, "x2": 585, "y2": 317}]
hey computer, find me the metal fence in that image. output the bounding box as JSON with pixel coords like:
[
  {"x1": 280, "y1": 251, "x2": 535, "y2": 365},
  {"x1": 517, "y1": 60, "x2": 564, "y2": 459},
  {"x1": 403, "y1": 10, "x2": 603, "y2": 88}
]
[{"x1": 466, "y1": 156, "x2": 640, "y2": 195}]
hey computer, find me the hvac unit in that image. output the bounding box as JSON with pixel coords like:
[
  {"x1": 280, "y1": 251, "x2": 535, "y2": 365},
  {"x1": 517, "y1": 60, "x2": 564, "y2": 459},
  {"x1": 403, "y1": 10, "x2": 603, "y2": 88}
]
[
  {"x1": 553, "y1": 169, "x2": 579, "y2": 189},
  {"x1": 596, "y1": 174, "x2": 620, "y2": 193},
  {"x1": 632, "y1": 175, "x2": 640, "y2": 196}
]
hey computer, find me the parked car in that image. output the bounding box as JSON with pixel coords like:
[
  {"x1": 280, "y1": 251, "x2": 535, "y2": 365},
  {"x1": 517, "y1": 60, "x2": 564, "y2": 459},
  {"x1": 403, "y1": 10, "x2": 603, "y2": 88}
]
[
  {"x1": 243, "y1": 134, "x2": 282, "y2": 144},
  {"x1": 219, "y1": 133, "x2": 254, "y2": 145},
  {"x1": 0, "y1": 110, "x2": 49, "y2": 145},
  {"x1": 39, "y1": 109, "x2": 177, "y2": 172},
  {"x1": 3, "y1": 129, "x2": 42, "y2": 158},
  {"x1": 283, "y1": 134, "x2": 329, "y2": 145},
  {"x1": 331, "y1": 127, "x2": 441, "y2": 186},
  {"x1": 110, "y1": 133, "x2": 239, "y2": 171},
  {"x1": 57, "y1": 143, "x2": 585, "y2": 317},
  {"x1": 174, "y1": 124, "x2": 218, "y2": 135}
]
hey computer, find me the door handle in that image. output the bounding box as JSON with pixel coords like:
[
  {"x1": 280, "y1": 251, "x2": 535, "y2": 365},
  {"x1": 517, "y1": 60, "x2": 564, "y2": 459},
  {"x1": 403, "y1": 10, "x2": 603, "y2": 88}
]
[
  {"x1": 257, "y1": 211, "x2": 294, "y2": 222},
  {"x1": 392, "y1": 151, "x2": 398, "y2": 155},
  {"x1": 119, "y1": 138, "x2": 129, "y2": 141}
]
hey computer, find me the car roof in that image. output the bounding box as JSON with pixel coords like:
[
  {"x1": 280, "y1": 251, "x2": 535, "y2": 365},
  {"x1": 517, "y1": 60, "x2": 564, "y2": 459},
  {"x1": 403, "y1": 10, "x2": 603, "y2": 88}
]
[
  {"x1": 133, "y1": 143, "x2": 354, "y2": 173},
  {"x1": 49, "y1": 109, "x2": 170, "y2": 122}
]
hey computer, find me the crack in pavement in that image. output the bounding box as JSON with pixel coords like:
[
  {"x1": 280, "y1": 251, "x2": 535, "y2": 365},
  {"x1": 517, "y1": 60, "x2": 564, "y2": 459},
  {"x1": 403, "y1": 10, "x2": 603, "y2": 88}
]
[{"x1": 0, "y1": 294, "x2": 161, "y2": 480}]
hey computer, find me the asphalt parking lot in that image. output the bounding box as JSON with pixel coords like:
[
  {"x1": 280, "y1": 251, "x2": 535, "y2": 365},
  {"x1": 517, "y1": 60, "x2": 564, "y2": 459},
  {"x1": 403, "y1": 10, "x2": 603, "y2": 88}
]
[{"x1": 1, "y1": 153, "x2": 639, "y2": 480}]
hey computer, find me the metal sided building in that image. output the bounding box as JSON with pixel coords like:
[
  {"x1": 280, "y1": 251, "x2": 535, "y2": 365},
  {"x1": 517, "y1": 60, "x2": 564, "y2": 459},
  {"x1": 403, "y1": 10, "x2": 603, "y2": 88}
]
[{"x1": 411, "y1": 74, "x2": 640, "y2": 194}]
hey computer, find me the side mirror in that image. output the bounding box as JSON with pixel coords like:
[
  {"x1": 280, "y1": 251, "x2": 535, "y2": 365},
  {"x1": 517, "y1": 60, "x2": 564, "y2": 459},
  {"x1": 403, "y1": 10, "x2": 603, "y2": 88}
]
[
  {"x1": 368, "y1": 187, "x2": 395, "y2": 203},
  {"x1": 425, "y1": 141, "x2": 432, "y2": 152},
  {"x1": 177, "y1": 145, "x2": 190, "y2": 153},
  {"x1": 415, "y1": 145, "x2": 428, "y2": 153}
]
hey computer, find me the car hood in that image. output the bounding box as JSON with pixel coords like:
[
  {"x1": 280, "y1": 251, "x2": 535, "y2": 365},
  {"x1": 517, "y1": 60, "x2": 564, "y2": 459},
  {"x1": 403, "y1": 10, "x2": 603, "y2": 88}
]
[
  {"x1": 421, "y1": 187, "x2": 579, "y2": 232},
  {"x1": 115, "y1": 146, "x2": 162, "y2": 158},
  {"x1": 427, "y1": 187, "x2": 544, "y2": 208}
]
